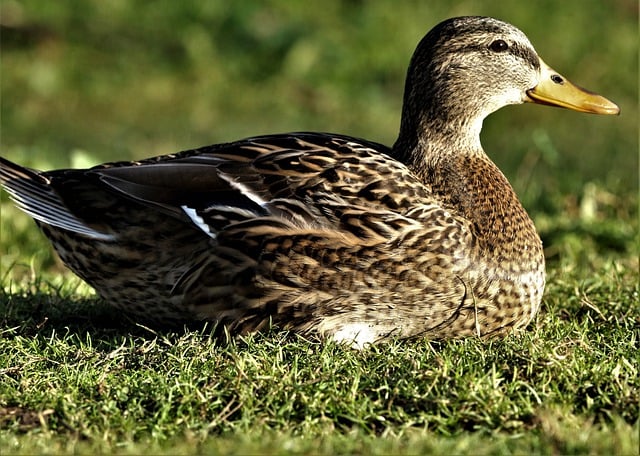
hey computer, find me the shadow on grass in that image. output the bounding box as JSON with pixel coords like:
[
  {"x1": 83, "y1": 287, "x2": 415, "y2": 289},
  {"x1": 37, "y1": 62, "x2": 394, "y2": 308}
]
[
  {"x1": 0, "y1": 284, "x2": 316, "y2": 356},
  {"x1": 0, "y1": 287, "x2": 225, "y2": 348}
]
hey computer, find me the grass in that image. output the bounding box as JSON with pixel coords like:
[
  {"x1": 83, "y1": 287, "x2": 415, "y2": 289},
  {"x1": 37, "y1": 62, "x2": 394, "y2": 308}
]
[
  {"x1": 1, "y1": 253, "x2": 638, "y2": 454},
  {"x1": 1, "y1": 1, "x2": 639, "y2": 454}
]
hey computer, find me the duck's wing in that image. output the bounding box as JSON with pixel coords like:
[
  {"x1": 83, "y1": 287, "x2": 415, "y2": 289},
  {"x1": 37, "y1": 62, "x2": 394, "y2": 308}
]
[
  {"x1": 83, "y1": 133, "x2": 441, "y2": 239},
  {"x1": 1, "y1": 133, "x2": 440, "y2": 241}
]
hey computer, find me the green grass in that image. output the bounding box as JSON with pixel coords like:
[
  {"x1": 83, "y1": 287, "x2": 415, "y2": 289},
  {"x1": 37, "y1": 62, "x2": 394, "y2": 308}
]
[
  {"x1": 1, "y1": 255, "x2": 638, "y2": 454},
  {"x1": 1, "y1": 1, "x2": 639, "y2": 454}
]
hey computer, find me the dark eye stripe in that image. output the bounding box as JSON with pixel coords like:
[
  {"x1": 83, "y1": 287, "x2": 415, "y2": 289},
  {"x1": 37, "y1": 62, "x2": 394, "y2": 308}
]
[
  {"x1": 457, "y1": 42, "x2": 540, "y2": 71},
  {"x1": 508, "y1": 43, "x2": 540, "y2": 70}
]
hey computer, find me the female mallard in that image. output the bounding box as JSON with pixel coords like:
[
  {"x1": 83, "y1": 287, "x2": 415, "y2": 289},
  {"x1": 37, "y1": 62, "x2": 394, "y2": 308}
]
[{"x1": 1, "y1": 16, "x2": 618, "y2": 346}]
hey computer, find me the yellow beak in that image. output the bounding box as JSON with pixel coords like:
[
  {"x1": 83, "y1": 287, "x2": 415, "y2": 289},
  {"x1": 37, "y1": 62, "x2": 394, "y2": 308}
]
[{"x1": 526, "y1": 58, "x2": 620, "y2": 115}]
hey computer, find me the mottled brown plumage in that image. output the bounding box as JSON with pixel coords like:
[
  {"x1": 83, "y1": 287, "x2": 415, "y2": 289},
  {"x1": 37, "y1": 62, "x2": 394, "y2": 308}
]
[{"x1": 0, "y1": 17, "x2": 618, "y2": 347}]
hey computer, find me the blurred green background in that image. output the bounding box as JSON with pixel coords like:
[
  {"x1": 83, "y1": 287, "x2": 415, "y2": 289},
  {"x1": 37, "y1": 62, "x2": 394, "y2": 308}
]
[{"x1": 1, "y1": 0, "x2": 637, "y2": 274}]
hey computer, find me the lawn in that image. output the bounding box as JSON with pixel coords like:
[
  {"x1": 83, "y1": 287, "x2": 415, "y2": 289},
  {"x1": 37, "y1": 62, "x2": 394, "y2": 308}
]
[{"x1": 1, "y1": 1, "x2": 638, "y2": 454}]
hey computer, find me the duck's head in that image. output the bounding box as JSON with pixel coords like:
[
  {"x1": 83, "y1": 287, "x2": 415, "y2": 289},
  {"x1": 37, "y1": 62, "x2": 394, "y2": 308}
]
[{"x1": 395, "y1": 16, "x2": 619, "y2": 161}]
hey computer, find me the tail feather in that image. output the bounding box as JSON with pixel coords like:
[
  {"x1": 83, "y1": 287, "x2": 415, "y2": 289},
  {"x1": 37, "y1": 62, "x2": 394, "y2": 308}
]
[{"x1": 0, "y1": 157, "x2": 115, "y2": 240}]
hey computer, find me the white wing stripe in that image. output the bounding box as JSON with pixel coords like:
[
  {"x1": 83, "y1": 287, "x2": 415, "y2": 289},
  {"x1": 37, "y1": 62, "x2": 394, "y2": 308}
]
[
  {"x1": 181, "y1": 205, "x2": 217, "y2": 239},
  {"x1": 216, "y1": 172, "x2": 268, "y2": 208}
]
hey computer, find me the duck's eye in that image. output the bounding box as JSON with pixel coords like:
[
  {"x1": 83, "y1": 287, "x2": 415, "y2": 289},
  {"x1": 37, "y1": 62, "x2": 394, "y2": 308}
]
[{"x1": 489, "y1": 39, "x2": 509, "y2": 52}]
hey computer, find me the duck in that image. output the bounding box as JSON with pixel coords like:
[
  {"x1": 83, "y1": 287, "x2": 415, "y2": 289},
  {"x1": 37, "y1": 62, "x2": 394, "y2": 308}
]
[{"x1": 0, "y1": 16, "x2": 619, "y2": 347}]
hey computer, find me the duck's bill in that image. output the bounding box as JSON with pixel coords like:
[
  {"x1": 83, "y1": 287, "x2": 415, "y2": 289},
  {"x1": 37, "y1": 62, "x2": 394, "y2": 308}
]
[{"x1": 526, "y1": 58, "x2": 620, "y2": 115}]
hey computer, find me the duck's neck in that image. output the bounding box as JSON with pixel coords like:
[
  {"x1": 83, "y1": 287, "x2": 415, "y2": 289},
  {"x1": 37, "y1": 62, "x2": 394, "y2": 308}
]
[{"x1": 393, "y1": 105, "x2": 484, "y2": 172}]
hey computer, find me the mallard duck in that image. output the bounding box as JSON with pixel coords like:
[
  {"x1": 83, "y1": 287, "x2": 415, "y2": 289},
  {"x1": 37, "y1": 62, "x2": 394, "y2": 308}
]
[{"x1": 1, "y1": 16, "x2": 618, "y2": 347}]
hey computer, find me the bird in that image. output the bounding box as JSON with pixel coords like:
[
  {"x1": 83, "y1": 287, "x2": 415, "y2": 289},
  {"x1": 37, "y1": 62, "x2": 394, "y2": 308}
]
[{"x1": 0, "y1": 16, "x2": 619, "y2": 347}]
